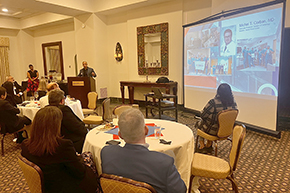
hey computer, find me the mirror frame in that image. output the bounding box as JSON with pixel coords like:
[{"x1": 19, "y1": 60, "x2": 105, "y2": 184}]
[
  {"x1": 42, "y1": 41, "x2": 64, "y2": 80},
  {"x1": 137, "y1": 22, "x2": 168, "y2": 75}
]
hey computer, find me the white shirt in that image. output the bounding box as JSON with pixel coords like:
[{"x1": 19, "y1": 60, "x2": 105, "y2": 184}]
[
  {"x1": 220, "y1": 41, "x2": 236, "y2": 56},
  {"x1": 39, "y1": 95, "x2": 49, "y2": 108}
]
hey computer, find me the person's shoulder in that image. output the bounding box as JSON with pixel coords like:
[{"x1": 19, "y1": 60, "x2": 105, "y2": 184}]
[{"x1": 148, "y1": 150, "x2": 174, "y2": 164}]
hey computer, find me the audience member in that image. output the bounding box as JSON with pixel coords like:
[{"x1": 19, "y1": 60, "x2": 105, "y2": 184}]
[
  {"x1": 37, "y1": 78, "x2": 47, "y2": 100},
  {"x1": 195, "y1": 83, "x2": 237, "y2": 153},
  {"x1": 27, "y1": 64, "x2": 39, "y2": 96},
  {"x1": 4, "y1": 75, "x2": 23, "y2": 104},
  {"x1": 39, "y1": 82, "x2": 59, "y2": 108},
  {"x1": 21, "y1": 106, "x2": 100, "y2": 193},
  {"x1": 2, "y1": 81, "x2": 18, "y2": 107},
  {"x1": 48, "y1": 89, "x2": 87, "y2": 153},
  {"x1": 101, "y1": 108, "x2": 186, "y2": 193},
  {"x1": 0, "y1": 87, "x2": 31, "y2": 143}
]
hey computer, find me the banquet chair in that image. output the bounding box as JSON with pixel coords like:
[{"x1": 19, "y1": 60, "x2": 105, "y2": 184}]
[
  {"x1": 195, "y1": 109, "x2": 238, "y2": 156},
  {"x1": 100, "y1": 173, "x2": 157, "y2": 193},
  {"x1": 144, "y1": 87, "x2": 178, "y2": 121},
  {"x1": 0, "y1": 123, "x2": 29, "y2": 156},
  {"x1": 189, "y1": 124, "x2": 246, "y2": 193},
  {"x1": 82, "y1": 92, "x2": 98, "y2": 116},
  {"x1": 83, "y1": 98, "x2": 110, "y2": 129},
  {"x1": 18, "y1": 155, "x2": 44, "y2": 193}
]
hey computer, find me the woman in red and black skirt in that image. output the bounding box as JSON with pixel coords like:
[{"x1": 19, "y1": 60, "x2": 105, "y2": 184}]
[{"x1": 27, "y1": 64, "x2": 39, "y2": 96}]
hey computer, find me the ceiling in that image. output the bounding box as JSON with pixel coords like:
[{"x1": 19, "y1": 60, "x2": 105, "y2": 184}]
[{"x1": 0, "y1": 0, "x2": 176, "y2": 19}]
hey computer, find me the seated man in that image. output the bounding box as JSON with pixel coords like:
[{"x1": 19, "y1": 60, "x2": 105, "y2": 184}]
[
  {"x1": 0, "y1": 87, "x2": 31, "y2": 143},
  {"x1": 2, "y1": 75, "x2": 23, "y2": 104},
  {"x1": 39, "y1": 82, "x2": 59, "y2": 108},
  {"x1": 101, "y1": 108, "x2": 186, "y2": 193},
  {"x1": 48, "y1": 89, "x2": 87, "y2": 153}
]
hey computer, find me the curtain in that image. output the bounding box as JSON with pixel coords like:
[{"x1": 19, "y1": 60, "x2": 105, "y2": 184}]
[
  {"x1": 48, "y1": 48, "x2": 60, "y2": 73},
  {"x1": 0, "y1": 37, "x2": 10, "y2": 84}
]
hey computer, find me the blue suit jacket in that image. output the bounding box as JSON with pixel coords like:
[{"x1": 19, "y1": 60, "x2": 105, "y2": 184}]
[
  {"x1": 78, "y1": 67, "x2": 96, "y2": 77},
  {"x1": 101, "y1": 143, "x2": 186, "y2": 193}
]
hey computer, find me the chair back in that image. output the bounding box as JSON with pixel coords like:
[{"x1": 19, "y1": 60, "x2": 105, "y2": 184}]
[
  {"x1": 18, "y1": 155, "x2": 44, "y2": 193},
  {"x1": 113, "y1": 105, "x2": 133, "y2": 117},
  {"x1": 229, "y1": 124, "x2": 246, "y2": 171},
  {"x1": 102, "y1": 98, "x2": 111, "y2": 121},
  {"x1": 217, "y1": 109, "x2": 238, "y2": 138},
  {"x1": 87, "y1": 92, "x2": 98, "y2": 109},
  {"x1": 100, "y1": 173, "x2": 157, "y2": 193},
  {"x1": 152, "y1": 87, "x2": 163, "y2": 98}
]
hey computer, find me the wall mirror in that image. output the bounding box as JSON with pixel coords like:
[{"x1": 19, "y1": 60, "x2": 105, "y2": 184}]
[
  {"x1": 137, "y1": 22, "x2": 168, "y2": 75},
  {"x1": 42, "y1": 41, "x2": 64, "y2": 80}
]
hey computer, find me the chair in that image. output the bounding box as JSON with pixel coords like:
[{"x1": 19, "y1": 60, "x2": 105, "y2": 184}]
[
  {"x1": 195, "y1": 109, "x2": 238, "y2": 156},
  {"x1": 83, "y1": 98, "x2": 110, "y2": 129},
  {"x1": 18, "y1": 155, "x2": 44, "y2": 193},
  {"x1": 113, "y1": 104, "x2": 136, "y2": 117},
  {"x1": 145, "y1": 87, "x2": 178, "y2": 121},
  {"x1": 188, "y1": 124, "x2": 246, "y2": 193},
  {"x1": 0, "y1": 123, "x2": 29, "y2": 156},
  {"x1": 82, "y1": 92, "x2": 98, "y2": 116},
  {"x1": 100, "y1": 173, "x2": 157, "y2": 193}
]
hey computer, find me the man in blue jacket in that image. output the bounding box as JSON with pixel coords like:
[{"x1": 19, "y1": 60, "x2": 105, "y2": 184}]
[{"x1": 101, "y1": 108, "x2": 186, "y2": 193}]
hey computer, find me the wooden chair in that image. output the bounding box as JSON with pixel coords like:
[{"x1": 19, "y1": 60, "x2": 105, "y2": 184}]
[
  {"x1": 189, "y1": 124, "x2": 246, "y2": 193},
  {"x1": 82, "y1": 92, "x2": 98, "y2": 116},
  {"x1": 83, "y1": 98, "x2": 110, "y2": 129},
  {"x1": 100, "y1": 173, "x2": 157, "y2": 193},
  {"x1": 195, "y1": 109, "x2": 238, "y2": 156},
  {"x1": 145, "y1": 87, "x2": 178, "y2": 121},
  {"x1": 18, "y1": 155, "x2": 44, "y2": 193},
  {"x1": 0, "y1": 123, "x2": 29, "y2": 156}
]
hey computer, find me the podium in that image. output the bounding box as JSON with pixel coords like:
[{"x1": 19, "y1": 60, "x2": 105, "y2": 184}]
[{"x1": 68, "y1": 77, "x2": 96, "y2": 108}]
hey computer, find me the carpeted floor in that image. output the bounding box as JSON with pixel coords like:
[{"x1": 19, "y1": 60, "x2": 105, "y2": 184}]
[{"x1": 1, "y1": 103, "x2": 290, "y2": 192}]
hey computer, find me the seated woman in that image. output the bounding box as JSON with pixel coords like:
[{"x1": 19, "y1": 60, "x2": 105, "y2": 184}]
[
  {"x1": 27, "y1": 64, "x2": 39, "y2": 96},
  {"x1": 37, "y1": 78, "x2": 47, "y2": 100},
  {"x1": 195, "y1": 83, "x2": 237, "y2": 152},
  {"x1": 21, "y1": 106, "x2": 100, "y2": 193}
]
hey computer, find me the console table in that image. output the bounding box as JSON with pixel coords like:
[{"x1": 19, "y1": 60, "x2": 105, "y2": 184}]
[{"x1": 120, "y1": 81, "x2": 178, "y2": 104}]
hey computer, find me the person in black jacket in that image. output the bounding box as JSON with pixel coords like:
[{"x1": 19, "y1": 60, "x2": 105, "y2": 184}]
[
  {"x1": 6, "y1": 75, "x2": 23, "y2": 103},
  {"x1": 0, "y1": 87, "x2": 31, "y2": 143},
  {"x1": 21, "y1": 106, "x2": 99, "y2": 193},
  {"x1": 48, "y1": 89, "x2": 87, "y2": 153}
]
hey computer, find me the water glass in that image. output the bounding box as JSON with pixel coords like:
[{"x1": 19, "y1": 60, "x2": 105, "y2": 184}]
[{"x1": 155, "y1": 125, "x2": 162, "y2": 139}]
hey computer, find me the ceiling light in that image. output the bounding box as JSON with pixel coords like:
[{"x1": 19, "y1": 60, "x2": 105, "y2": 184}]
[{"x1": 2, "y1": 8, "x2": 8, "y2": 12}]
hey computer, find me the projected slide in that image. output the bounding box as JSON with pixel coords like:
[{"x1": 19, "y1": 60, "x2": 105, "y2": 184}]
[{"x1": 184, "y1": 7, "x2": 282, "y2": 96}]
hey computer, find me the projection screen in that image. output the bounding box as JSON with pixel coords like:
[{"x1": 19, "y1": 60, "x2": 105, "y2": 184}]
[{"x1": 183, "y1": 1, "x2": 285, "y2": 131}]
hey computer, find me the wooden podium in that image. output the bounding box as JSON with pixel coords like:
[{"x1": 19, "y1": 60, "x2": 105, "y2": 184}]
[{"x1": 68, "y1": 77, "x2": 96, "y2": 108}]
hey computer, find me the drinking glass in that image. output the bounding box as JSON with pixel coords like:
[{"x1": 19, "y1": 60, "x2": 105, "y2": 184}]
[{"x1": 155, "y1": 125, "x2": 162, "y2": 139}]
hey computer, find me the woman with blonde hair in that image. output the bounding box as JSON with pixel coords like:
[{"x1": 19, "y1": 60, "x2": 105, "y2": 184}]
[
  {"x1": 21, "y1": 106, "x2": 100, "y2": 193},
  {"x1": 37, "y1": 78, "x2": 47, "y2": 100}
]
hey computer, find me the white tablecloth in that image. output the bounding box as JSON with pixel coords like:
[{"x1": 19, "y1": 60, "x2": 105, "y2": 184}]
[
  {"x1": 82, "y1": 119, "x2": 195, "y2": 187},
  {"x1": 19, "y1": 100, "x2": 84, "y2": 121}
]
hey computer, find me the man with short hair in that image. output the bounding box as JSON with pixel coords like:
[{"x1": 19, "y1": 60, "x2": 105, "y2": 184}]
[
  {"x1": 78, "y1": 61, "x2": 97, "y2": 77},
  {"x1": 220, "y1": 28, "x2": 236, "y2": 56},
  {"x1": 0, "y1": 87, "x2": 31, "y2": 143},
  {"x1": 39, "y1": 82, "x2": 60, "y2": 108},
  {"x1": 48, "y1": 89, "x2": 87, "y2": 153},
  {"x1": 101, "y1": 108, "x2": 186, "y2": 193}
]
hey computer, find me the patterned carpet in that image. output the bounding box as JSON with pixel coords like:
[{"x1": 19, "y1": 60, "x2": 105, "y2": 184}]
[{"x1": 1, "y1": 103, "x2": 290, "y2": 192}]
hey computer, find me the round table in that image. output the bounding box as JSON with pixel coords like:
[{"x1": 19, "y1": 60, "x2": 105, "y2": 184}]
[
  {"x1": 18, "y1": 100, "x2": 84, "y2": 121},
  {"x1": 82, "y1": 119, "x2": 194, "y2": 187}
]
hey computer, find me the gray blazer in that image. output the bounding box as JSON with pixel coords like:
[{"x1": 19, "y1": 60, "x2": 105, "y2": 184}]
[
  {"x1": 78, "y1": 67, "x2": 96, "y2": 77},
  {"x1": 101, "y1": 143, "x2": 186, "y2": 193}
]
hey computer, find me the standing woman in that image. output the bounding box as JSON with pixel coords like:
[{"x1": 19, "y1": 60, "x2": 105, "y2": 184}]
[
  {"x1": 27, "y1": 64, "x2": 39, "y2": 96},
  {"x1": 21, "y1": 106, "x2": 100, "y2": 193}
]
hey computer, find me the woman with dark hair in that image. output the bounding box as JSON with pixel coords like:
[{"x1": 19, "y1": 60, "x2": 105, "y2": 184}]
[
  {"x1": 2, "y1": 81, "x2": 17, "y2": 107},
  {"x1": 195, "y1": 83, "x2": 237, "y2": 152},
  {"x1": 27, "y1": 64, "x2": 39, "y2": 96},
  {"x1": 21, "y1": 106, "x2": 100, "y2": 193}
]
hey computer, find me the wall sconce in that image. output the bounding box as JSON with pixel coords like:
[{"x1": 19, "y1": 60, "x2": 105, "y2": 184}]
[{"x1": 114, "y1": 42, "x2": 123, "y2": 62}]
